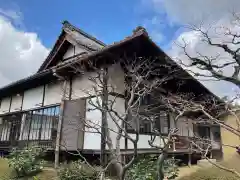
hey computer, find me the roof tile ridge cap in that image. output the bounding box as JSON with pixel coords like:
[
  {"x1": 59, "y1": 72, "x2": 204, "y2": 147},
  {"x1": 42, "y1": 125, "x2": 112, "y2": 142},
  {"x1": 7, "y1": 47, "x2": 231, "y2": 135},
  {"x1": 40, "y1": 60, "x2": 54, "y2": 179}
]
[
  {"x1": 62, "y1": 20, "x2": 106, "y2": 47},
  {"x1": 62, "y1": 20, "x2": 74, "y2": 31},
  {"x1": 132, "y1": 26, "x2": 149, "y2": 36}
]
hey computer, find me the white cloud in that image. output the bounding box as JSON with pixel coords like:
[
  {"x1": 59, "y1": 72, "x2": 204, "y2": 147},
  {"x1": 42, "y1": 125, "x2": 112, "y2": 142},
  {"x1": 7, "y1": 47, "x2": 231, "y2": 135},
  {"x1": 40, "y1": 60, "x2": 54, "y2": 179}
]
[
  {"x1": 0, "y1": 15, "x2": 49, "y2": 87},
  {"x1": 150, "y1": 30, "x2": 165, "y2": 43},
  {"x1": 0, "y1": 7, "x2": 24, "y2": 28},
  {"x1": 167, "y1": 16, "x2": 240, "y2": 98},
  {"x1": 140, "y1": 0, "x2": 240, "y2": 98},
  {"x1": 141, "y1": 16, "x2": 168, "y2": 44},
  {"x1": 149, "y1": 0, "x2": 240, "y2": 25},
  {"x1": 0, "y1": 8, "x2": 22, "y2": 21}
]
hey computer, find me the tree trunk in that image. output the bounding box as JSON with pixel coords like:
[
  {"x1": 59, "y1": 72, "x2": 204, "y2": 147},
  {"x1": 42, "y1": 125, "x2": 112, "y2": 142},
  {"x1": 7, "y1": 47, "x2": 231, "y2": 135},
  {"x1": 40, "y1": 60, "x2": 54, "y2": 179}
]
[{"x1": 157, "y1": 151, "x2": 168, "y2": 180}]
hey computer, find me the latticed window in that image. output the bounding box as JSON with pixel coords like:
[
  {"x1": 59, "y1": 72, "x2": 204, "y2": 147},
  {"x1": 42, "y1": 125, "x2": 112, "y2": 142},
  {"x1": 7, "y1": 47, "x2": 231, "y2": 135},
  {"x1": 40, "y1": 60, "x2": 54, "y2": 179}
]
[
  {"x1": 127, "y1": 110, "x2": 170, "y2": 135},
  {"x1": 0, "y1": 119, "x2": 11, "y2": 141},
  {"x1": 19, "y1": 106, "x2": 60, "y2": 141},
  {"x1": 156, "y1": 111, "x2": 169, "y2": 134}
]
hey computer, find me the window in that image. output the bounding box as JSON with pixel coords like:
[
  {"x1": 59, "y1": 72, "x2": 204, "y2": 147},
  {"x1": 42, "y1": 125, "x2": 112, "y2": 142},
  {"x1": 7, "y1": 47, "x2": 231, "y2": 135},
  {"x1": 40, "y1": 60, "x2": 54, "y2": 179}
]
[
  {"x1": 29, "y1": 110, "x2": 42, "y2": 140},
  {"x1": 0, "y1": 119, "x2": 11, "y2": 141},
  {"x1": 19, "y1": 106, "x2": 60, "y2": 141},
  {"x1": 127, "y1": 110, "x2": 170, "y2": 135},
  {"x1": 41, "y1": 107, "x2": 59, "y2": 140},
  {"x1": 139, "y1": 118, "x2": 153, "y2": 134},
  {"x1": 158, "y1": 111, "x2": 169, "y2": 134},
  {"x1": 197, "y1": 125, "x2": 210, "y2": 139}
]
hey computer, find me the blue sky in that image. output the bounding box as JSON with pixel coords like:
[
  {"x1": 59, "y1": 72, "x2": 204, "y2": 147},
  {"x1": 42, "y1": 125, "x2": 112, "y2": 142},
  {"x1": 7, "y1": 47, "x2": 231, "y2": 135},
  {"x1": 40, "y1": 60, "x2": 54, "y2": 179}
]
[
  {"x1": 0, "y1": 0, "x2": 239, "y2": 98},
  {"x1": 0, "y1": 0, "x2": 179, "y2": 49}
]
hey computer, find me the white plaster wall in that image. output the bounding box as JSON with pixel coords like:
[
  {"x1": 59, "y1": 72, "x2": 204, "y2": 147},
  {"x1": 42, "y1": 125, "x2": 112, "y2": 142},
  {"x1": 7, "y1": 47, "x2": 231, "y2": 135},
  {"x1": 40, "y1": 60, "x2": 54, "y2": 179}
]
[
  {"x1": 63, "y1": 45, "x2": 75, "y2": 59},
  {"x1": 84, "y1": 97, "x2": 102, "y2": 150},
  {"x1": 69, "y1": 30, "x2": 104, "y2": 50},
  {"x1": 75, "y1": 46, "x2": 86, "y2": 54},
  {"x1": 22, "y1": 86, "x2": 44, "y2": 110},
  {"x1": 83, "y1": 132, "x2": 101, "y2": 150},
  {"x1": 10, "y1": 94, "x2": 23, "y2": 112},
  {"x1": 106, "y1": 96, "x2": 126, "y2": 149},
  {"x1": 0, "y1": 97, "x2": 11, "y2": 114},
  {"x1": 44, "y1": 81, "x2": 68, "y2": 106},
  {"x1": 108, "y1": 64, "x2": 125, "y2": 94},
  {"x1": 63, "y1": 45, "x2": 86, "y2": 59},
  {"x1": 71, "y1": 72, "x2": 97, "y2": 99},
  {"x1": 127, "y1": 134, "x2": 166, "y2": 149}
]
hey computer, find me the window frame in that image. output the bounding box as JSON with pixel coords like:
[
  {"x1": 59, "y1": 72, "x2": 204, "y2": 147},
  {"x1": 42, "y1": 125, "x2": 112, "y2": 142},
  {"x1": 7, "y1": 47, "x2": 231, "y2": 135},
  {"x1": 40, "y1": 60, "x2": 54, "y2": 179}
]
[
  {"x1": 126, "y1": 110, "x2": 170, "y2": 136},
  {"x1": 19, "y1": 105, "x2": 60, "y2": 141}
]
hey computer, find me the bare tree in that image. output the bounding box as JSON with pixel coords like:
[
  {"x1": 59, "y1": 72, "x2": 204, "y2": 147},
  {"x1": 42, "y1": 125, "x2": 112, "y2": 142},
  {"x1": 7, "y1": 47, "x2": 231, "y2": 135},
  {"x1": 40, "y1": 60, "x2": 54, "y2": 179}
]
[
  {"x1": 161, "y1": 92, "x2": 240, "y2": 178},
  {"x1": 176, "y1": 12, "x2": 240, "y2": 88},
  {"x1": 169, "y1": 11, "x2": 240, "y2": 177},
  {"x1": 58, "y1": 52, "x2": 240, "y2": 179},
  {"x1": 59, "y1": 56, "x2": 183, "y2": 180}
]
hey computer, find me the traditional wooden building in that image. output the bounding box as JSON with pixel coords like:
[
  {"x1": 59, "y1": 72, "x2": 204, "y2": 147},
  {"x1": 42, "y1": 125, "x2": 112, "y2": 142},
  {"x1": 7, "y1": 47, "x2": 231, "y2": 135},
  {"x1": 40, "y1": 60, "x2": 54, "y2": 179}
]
[{"x1": 0, "y1": 21, "x2": 222, "y2": 162}]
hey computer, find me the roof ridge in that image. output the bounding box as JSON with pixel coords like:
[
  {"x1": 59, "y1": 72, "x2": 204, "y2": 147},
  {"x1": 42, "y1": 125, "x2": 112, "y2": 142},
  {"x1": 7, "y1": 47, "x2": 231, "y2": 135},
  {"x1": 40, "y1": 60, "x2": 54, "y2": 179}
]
[
  {"x1": 62, "y1": 20, "x2": 106, "y2": 46},
  {"x1": 132, "y1": 26, "x2": 148, "y2": 36}
]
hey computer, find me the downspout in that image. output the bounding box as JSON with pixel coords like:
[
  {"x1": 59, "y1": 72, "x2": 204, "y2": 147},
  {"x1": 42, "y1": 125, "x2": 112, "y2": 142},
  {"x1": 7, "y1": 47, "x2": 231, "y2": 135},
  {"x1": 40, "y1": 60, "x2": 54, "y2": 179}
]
[{"x1": 53, "y1": 69, "x2": 68, "y2": 168}]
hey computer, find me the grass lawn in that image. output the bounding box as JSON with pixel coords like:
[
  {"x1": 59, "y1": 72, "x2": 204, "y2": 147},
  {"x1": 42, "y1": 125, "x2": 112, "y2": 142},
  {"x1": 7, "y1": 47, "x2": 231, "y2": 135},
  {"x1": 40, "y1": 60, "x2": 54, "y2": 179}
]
[
  {"x1": 0, "y1": 158, "x2": 11, "y2": 178},
  {"x1": 0, "y1": 158, "x2": 58, "y2": 180},
  {"x1": 178, "y1": 153, "x2": 240, "y2": 180}
]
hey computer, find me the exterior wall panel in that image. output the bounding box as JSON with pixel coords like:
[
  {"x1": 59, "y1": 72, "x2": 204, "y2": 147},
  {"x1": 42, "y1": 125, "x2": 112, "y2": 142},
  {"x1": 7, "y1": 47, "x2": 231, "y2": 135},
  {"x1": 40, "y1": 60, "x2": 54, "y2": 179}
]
[
  {"x1": 71, "y1": 72, "x2": 97, "y2": 99},
  {"x1": 0, "y1": 97, "x2": 11, "y2": 114},
  {"x1": 10, "y1": 94, "x2": 23, "y2": 112},
  {"x1": 84, "y1": 97, "x2": 102, "y2": 150},
  {"x1": 108, "y1": 64, "x2": 125, "y2": 94},
  {"x1": 61, "y1": 99, "x2": 85, "y2": 150},
  {"x1": 106, "y1": 96, "x2": 125, "y2": 149},
  {"x1": 68, "y1": 31, "x2": 104, "y2": 51},
  {"x1": 63, "y1": 45, "x2": 75, "y2": 59},
  {"x1": 63, "y1": 45, "x2": 86, "y2": 59},
  {"x1": 22, "y1": 86, "x2": 44, "y2": 110},
  {"x1": 44, "y1": 81, "x2": 70, "y2": 106},
  {"x1": 75, "y1": 46, "x2": 86, "y2": 54},
  {"x1": 127, "y1": 134, "x2": 166, "y2": 149}
]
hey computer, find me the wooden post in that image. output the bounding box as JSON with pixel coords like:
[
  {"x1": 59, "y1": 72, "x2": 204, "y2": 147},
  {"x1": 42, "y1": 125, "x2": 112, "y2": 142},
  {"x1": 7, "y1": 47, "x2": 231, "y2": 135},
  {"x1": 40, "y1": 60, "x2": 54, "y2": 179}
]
[
  {"x1": 188, "y1": 143, "x2": 192, "y2": 167},
  {"x1": 100, "y1": 68, "x2": 108, "y2": 166},
  {"x1": 55, "y1": 80, "x2": 67, "y2": 168},
  {"x1": 188, "y1": 152, "x2": 191, "y2": 167},
  {"x1": 172, "y1": 137, "x2": 176, "y2": 152}
]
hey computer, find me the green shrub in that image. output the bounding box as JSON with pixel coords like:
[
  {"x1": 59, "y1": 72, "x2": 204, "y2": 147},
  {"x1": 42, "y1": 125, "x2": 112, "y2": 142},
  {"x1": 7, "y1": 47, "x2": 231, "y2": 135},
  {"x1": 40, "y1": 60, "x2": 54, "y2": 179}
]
[
  {"x1": 126, "y1": 156, "x2": 179, "y2": 180},
  {"x1": 59, "y1": 160, "x2": 101, "y2": 180},
  {"x1": 8, "y1": 146, "x2": 45, "y2": 178}
]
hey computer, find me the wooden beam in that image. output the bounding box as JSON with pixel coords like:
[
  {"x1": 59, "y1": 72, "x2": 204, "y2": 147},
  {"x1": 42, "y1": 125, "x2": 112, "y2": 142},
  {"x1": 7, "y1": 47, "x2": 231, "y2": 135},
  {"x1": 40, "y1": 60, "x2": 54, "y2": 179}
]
[{"x1": 8, "y1": 96, "x2": 12, "y2": 112}]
